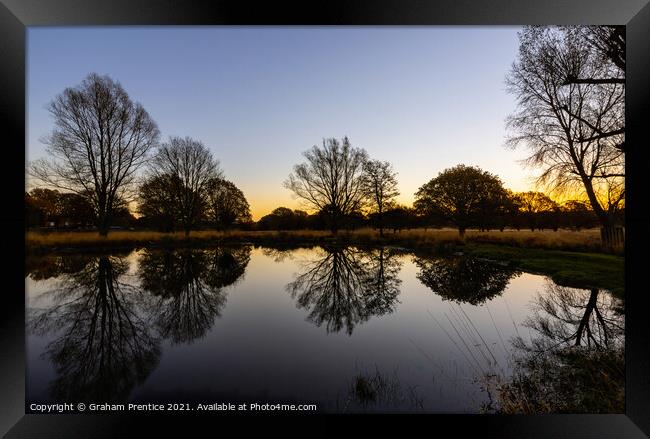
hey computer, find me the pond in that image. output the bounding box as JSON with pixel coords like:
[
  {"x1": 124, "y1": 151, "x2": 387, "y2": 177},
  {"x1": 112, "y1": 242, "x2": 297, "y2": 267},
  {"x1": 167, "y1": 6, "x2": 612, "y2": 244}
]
[{"x1": 25, "y1": 245, "x2": 624, "y2": 413}]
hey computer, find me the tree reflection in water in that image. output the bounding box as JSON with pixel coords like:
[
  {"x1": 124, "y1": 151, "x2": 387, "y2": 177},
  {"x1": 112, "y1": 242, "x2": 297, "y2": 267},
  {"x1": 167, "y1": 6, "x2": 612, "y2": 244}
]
[
  {"x1": 138, "y1": 246, "x2": 251, "y2": 344},
  {"x1": 522, "y1": 282, "x2": 624, "y2": 350},
  {"x1": 287, "y1": 246, "x2": 402, "y2": 335},
  {"x1": 26, "y1": 254, "x2": 98, "y2": 281},
  {"x1": 28, "y1": 255, "x2": 160, "y2": 403},
  {"x1": 414, "y1": 256, "x2": 519, "y2": 305},
  {"x1": 484, "y1": 282, "x2": 625, "y2": 413}
]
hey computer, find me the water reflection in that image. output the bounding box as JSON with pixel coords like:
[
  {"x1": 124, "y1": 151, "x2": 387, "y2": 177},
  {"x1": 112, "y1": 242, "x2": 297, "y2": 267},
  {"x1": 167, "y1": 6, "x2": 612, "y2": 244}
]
[
  {"x1": 26, "y1": 254, "x2": 97, "y2": 281},
  {"x1": 483, "y1": 282, "x2": 625, "y2": 413},
  {"x1": 287, "y1": 247, "x2": 402, "y2": 335},
  {"x1": 25, "y1": 246, "x2": 623, "y2": 413},
  {"x1": 27, "y1": 246, "x2": 252, "y2": 403},
  {"x1": 28, "y1": 255, "x2": 160, "y2": 403},
  {"x1": 414, "y1": 256, "x2": 519, "y2": 305},
  {"x1": 520, "y1": 282, "x2": 624, "y2": 351},
  {"x1": 138, "y1": 246, "x2": 251, "y2": 344},
  {"x1": 343, "y1": 367, "x2": 424, "y2": 412}
]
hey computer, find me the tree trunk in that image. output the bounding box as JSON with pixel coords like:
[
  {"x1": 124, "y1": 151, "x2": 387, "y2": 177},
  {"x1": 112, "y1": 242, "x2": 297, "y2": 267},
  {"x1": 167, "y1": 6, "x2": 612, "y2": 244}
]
[
  {"x1": 577, "y1": 173, "x2": 623, "y2": 250},
  {"x1": 330, "y1": 212, "x2": 339, "y2": 235},
  {"x1": 458, "y1": 226, "x2": 466, "y2": 241},
  {"x1": 97, "y1": 211, "x2": 109, "y2": 237},
  {"x1": 600, "y1": 223, "x2": 624, "y2": 250},
  {"x1": 575, "y1": 289, "x2": 599, "y2": 346}
]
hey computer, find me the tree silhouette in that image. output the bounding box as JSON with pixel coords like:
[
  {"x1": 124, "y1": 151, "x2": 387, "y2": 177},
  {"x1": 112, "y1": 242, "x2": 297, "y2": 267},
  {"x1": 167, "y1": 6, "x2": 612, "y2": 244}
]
[
  {"x1": 559, "y1": 200, "x2": 599, "y2": 230},
  {"x1": 361, "y1": 160, "x2": 400, "y2": 237},
  {"x1": 285, "y1": 137, "x2": 368, "y2": 234},
  {"x1": 414, "y1": 165, "x2": 510, "y2": 239},
  {"x1": 138, "y1": 246, "x2": 251, "y2": 343},
  {"x1": 27, "y1": 255, "x2": 160, "y2": 402},
  {"x1": 257, "y1": 207, "x2": 309, "y2": 230},
  {"x1": 30, "y1": 73, "x2": 159, "y2": 236},
  {"x1": 25, "y1": 188, "x2": 59, "y2": 226},
  {"x1": 564, "y1": 26, "x2": 625, "y2": 80},
  {"x1": 147, "y1": 136, "x2": 222, "y2": 236},
  {"x1": 137, "y1": 173, "x2": 182, "y2": 232},
  {"x1": 205, "y1": 177, "x2": 252, "y2": 230},
  {"x1": 57, "y1": 192, "x2": 95, "y2": 227},
  {"x1": 378, "y1": 205, "x2": 417, "y2": 233},
  {"x1": 287, "y1": 246, "x2": 402, "y2": 335},
  {"x1": 506, "y1": 26, "x2": 624, "y2": 248},
  {"x1": 415, "y1": 256, "x2": 519, "y2": 305},
  {"x1": 514, "y1": 191, "x2": 560, "y2": 231},
  {"x1": 26, "y1": 188, "x2": 100, "y2": 228},
  {"x1": 562, "y1": 26, "x2": 625, "y2": 153}
]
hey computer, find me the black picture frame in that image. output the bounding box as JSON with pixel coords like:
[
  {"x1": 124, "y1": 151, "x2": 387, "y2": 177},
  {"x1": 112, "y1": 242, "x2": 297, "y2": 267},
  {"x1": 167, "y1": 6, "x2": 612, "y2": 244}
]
[{"x1": 1, "y1": 0, "x2": 648, "y2": 437}]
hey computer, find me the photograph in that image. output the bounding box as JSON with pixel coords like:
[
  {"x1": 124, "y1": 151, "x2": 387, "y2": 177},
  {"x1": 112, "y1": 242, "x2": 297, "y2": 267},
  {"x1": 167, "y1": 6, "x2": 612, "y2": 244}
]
[{"x1": 22, "y1": 24, "x2": 627, "y2": 416}]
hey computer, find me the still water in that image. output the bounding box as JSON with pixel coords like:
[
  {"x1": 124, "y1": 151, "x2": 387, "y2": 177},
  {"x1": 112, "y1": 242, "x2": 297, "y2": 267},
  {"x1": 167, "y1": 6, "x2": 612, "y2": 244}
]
[{"x1": 25, "y1": 245, "x2": 624, "y2": 413}]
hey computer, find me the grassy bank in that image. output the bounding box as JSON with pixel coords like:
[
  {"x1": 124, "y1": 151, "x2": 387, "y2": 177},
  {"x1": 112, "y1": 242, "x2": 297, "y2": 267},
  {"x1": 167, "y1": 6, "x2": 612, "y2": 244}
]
[
  {"x1": 461, "y1": 243, "x2": 624, "y2": 298},
  {"x1": 25, "y1": 227, "x2": 610, "y2": 253}
]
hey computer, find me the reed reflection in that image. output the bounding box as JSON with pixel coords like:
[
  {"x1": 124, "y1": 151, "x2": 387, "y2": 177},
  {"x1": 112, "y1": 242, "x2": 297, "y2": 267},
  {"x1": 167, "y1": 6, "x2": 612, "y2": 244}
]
[
  {"x1": 138, "y1": 246, "x2": 251, "y2": 344},
  {"x1": 483, "y1": 282, "x2": 625, "y2": 413},
  {"x1": 287, "y1": 246, "x2": 402, "y2": 335},
  {"x1": 414, "y1": 256, "x2": 519, "y2": 305},
  {"x1": 28, "y1": 254, "x2": 160, "y2": 403}
]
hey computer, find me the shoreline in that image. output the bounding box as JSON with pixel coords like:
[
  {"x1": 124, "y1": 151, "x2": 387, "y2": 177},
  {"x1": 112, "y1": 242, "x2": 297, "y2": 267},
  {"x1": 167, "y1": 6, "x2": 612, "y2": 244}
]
[
  {"x1": 25, "y1": 228, "x2": 624, "y2": 298},
  {"x1": 25, "y1": 227, "x2": 614, "y2": 252}
]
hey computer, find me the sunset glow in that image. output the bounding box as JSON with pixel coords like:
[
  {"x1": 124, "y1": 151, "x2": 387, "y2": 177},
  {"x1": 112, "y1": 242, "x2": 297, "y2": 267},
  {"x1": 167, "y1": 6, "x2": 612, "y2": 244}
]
[{"x1": 27, "y1": 27, "x2": 538, "y2": 220}]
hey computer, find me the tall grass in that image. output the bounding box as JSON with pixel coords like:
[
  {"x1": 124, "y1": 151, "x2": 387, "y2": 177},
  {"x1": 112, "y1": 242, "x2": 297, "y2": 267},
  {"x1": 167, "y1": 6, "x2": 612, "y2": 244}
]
[{"x1": 25, "y1": 227, "x2": 609, "y2": 253}]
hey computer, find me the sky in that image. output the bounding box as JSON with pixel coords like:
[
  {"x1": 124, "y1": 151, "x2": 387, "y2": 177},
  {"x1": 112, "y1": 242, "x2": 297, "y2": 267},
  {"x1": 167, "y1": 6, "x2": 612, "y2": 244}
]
[{"x1": 27, "y1": 26, "x2": 536, "y2": 220}]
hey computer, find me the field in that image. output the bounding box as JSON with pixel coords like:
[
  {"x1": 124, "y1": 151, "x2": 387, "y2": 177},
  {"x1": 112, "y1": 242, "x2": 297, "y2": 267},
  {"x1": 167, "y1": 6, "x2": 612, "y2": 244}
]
[{"x1": 25, "y1": 227, "x2": 609, "y2": 253}]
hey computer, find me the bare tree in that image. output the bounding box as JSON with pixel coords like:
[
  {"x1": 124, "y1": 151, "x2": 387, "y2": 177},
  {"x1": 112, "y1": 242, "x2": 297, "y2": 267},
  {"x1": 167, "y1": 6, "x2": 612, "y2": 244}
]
[
  {"x1": 284, "y1": 137, "x2": 368, "y2": 234},
  {"x1": 563, "y1": 26, "x2": 625, "y2": 82},
  {"x1": 148, "y1": 136, "x2": 222, "y2": 236},
  {"x1": 506, "y1": 27, "x2": 625, "y2": 248},
  {"x1": 30, "y1": 73, "x2": 160, "y2": 236},
  {"x1": 561, "y1": 26, "x2": 625, "y2": 153},
  {"x1": 361, "y1": 160, "x2": 399, "y2": 237}
]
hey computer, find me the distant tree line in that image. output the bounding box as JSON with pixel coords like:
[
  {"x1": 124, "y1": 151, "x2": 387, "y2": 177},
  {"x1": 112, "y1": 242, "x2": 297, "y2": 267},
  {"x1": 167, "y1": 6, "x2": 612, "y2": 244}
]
[
  {"x1": 280, "y1": 137, "x2": 614, "y2": 237},
  {"x1": 25, "y1": 188, "x2": 135, "y2": 229},
  {"x1": 257, "y1": 189, "x2": 611, "y2": 234}
]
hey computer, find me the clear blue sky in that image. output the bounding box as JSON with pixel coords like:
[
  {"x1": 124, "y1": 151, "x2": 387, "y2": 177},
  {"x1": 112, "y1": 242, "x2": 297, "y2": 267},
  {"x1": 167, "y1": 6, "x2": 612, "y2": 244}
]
[{"x1": 27, "y1": 26, "x2": 534, "y2": 220}]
